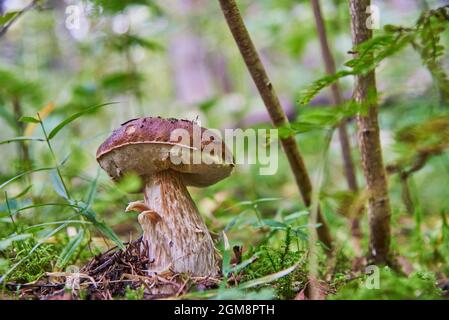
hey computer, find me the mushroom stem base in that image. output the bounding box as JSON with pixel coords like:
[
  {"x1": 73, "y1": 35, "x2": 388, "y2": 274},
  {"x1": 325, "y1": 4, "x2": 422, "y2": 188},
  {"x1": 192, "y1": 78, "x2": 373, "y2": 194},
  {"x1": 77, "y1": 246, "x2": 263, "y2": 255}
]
[{"x1": 140, "y1": 170, "x2": 219, "y2": 276}]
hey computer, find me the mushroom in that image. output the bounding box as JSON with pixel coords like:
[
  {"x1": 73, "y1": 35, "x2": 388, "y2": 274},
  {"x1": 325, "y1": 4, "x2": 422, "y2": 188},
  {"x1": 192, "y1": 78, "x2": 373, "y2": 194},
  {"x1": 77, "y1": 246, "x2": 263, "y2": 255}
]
[{"x1": 96, "y1": 117, "x2": 234, "y2": 277}]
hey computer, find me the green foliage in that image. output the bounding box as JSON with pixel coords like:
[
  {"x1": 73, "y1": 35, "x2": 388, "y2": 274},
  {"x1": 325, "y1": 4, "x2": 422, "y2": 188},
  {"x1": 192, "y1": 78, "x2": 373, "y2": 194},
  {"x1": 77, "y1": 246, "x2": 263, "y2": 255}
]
[
  {"x1": 395, "y1": 116, "x2": 449, "y2": 148},
  {"x1": 93, "y1": 0, "x2": 161, "y2": 14},
  {"x1": 214, "y1": 287, "x2": 275, "y2": 300},
  {"x1": 280, "y1": 102, "x2": 362, "y2": 138},
  {"x1": 242, "y1": 245, "x2": 308, "y2": 300},
  {"x1": 330, "y1": 268, "x2": 443, "y2": 300},
  {"x1": 0, "y1": 136, "x2": 44, "y2": 145},
  {"x1": 47, "y1": 102, "x2": 117, "y2": 140},
  {"x1": 0, "y1": 0, "x2": 448, "y2": 300},
  {"x1": 123, "y1": 285, "x2": 145, "y2": 300},
  {"x1": 299, "y1": 6, "x2": 449, "y2": 105},
  {"x1": 390, "y1": 116, "x2": 449, "y2": 174},
  {"x1": 57, "y1": 229, "x2": 86, "y2": 269},
  {"x1": 0, "y1": 11, "x2": 20, "y2": 25},
  {"x1": 1, "y1": 238, "x2": 58, "y2": 283},
  {"x1": 0, "y1": 69, "x2": 43, "y2": 105},
  {"x1": 107, "y1": 34, "x2": 164, "y2": 52}
]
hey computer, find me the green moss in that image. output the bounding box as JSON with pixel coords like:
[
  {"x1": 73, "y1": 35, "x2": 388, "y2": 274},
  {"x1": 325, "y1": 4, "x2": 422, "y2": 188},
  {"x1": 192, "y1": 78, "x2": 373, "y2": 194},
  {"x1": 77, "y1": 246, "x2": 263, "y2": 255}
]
[
  {"x1": 329, "y1": 267, "x2": 443, "y2": 300},
  {"x1": 123, "y1": 285, "x2": 145, "y2": 300},
  {"x1": 242, "y1": 244, "x2": 308, "y2": 300},
  {"x1": 2, "y1": 238, "x2": 58, "y2": 283}
]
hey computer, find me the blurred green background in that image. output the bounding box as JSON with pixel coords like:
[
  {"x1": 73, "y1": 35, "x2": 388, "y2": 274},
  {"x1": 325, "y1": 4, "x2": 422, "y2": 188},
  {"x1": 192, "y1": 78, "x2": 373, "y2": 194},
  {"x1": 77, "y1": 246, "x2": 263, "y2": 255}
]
[{"x1": 0, "y1": 0, "x2": 449, "y2": 299}]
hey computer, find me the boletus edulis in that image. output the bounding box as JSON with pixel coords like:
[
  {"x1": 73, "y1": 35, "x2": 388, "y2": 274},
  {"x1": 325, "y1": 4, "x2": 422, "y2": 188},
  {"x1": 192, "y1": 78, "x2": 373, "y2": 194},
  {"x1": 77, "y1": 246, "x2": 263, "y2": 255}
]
[{"x1": 96, "y1": 117, "x2": 234, "y2": 277}]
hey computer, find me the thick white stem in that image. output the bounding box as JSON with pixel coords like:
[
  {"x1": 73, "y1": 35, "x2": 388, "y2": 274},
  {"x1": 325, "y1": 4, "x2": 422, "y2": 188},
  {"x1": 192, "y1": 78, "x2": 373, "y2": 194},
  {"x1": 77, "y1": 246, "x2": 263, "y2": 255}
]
[{"x1": 139, "y1": 170, "x2": 219, "y2": 276}]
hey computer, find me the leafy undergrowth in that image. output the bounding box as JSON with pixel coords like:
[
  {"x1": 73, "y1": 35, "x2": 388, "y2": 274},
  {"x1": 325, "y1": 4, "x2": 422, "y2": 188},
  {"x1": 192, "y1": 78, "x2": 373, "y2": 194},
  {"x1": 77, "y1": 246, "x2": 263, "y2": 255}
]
[
  {"x1": 1, "y1": 224, "x2": 448, "y2": 300},
  {"x1": 330, "y1": 268, "x2": 443, "y2": 300},
  {"x1": 241, "y1": 245, "x2": 309, "y2": 300},
  {"x1": 1, "y1": 199, "x2": 448, "y2": 300},
  {"x1": 2, "y1": 239, "x2": 58, "y2": 284}
]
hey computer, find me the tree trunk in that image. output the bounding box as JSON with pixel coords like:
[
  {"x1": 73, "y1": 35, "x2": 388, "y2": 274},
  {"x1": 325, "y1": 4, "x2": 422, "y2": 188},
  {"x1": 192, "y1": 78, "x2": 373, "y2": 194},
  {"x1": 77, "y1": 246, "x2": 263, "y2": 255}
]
[
  {"x1": 218, "y1": 0, "x2": 333, "y2": 249},
  {"x1": 349, "y1": 0, "x2": 392, "y2": 264}
]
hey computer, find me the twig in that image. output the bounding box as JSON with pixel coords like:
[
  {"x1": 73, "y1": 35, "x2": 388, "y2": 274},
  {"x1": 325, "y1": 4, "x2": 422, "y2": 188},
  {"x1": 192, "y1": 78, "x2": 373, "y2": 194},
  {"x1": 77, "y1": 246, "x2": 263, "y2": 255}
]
[
  {"x1": 311, "y1": 0, "x2": 359, "y2": 193},
  {"x1": 386, "y1": 144, "x2": 449, "y2": 178},
  {"x1": 0, "y1": 0, "x2": 38, "y2": 38},
  {"x1": 311, "y1": 0, "x2": 363, "y2": 257},
  {"x1": 217, "y1": 0, "x2": 333, "y2": 249},
  {"x1": 386, "y1": 143, "x2": 449, "y2": 214}
]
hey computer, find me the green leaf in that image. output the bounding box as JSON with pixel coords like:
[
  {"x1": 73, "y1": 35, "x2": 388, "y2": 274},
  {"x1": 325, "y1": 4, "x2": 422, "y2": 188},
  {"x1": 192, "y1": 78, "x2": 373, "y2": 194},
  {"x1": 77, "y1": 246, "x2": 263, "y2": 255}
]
[
  {"x1": 57, "y1": 229, "x2": 85, "y2": 268},
  {"x1": 227, "y1": 253, "x2": 259, "y2": 274},
  {"x1": 0, "y1": 11, "x2": 19, "y2": 25},
  {"x1": 0, "y1": 136, "x2": 45, "y2": 145},
  {"x1": 73, "y1": 201, "x2": 96, "y2": 220},
  {"x1": 85, "y1": 168, "x2": 100, "y2": 209},
  {"x1": 284, "y1": 210, "x2": 309, "y2": 222},
  {"x1": 93, "y1": 0, "x2": 161, "y2": 14},
  {"x1": 10, "y1": 185, "x2": 33, "y2": 199},
  {"x1": 92, "y1": 220, "x2": 124, "y2": 250},
  {"x1": 221, "y1": 231, "x2": 232, "y2": 275},
  {"x1": 18, "y1": 116, "x2": 40, "y2": 123},
  {"x1": 199, "y1": 97, "x2": 219, "y2": 113},
  {"x1": 101, "y1": 72, "x2": 144, "y2": 93},
  {"x1": 47, "y1": 102, "x2": 117, "y2": 140},
  {"x1": 125, "y1": 35, "x2": 164, "y2": 51},
  {"x1": 50, "y1": 170, "x2": 68, "y2": 199},
  {"x1": 238, "y1": 262, "x2": 300, "y2": 289},
  {"x1": 73, "y1": 200, "x2": 124, "y2": 250},
  {"x1": 298, "y1": 31, "x2": 411, "y2": 105},
  {"x1": 23, "y1": 220, "x2": 91, "y2": 231},
  {"x1": 14, "y1": 203, "x2": 78, "y2": 214},
  {"x1": 0, "y1": 167, "x2": 54, "y2": 189},
  {"x1": 260, "y1": 219, "x2": 287, "y2": 229},
  {"x1": 224, "y1": 197, "x2": 281, "y2": 211}
]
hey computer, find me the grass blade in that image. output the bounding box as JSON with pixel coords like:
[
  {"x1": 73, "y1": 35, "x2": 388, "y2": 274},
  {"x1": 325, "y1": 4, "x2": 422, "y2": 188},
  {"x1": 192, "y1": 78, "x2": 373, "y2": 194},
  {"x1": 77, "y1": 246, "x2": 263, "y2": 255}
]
[
  {"x1": 10, "y1": 185, "x2": 33, "y2": 199},
  {"x1": 0, "y1": 167, "x2": 54, "y2": 189},
  {"x1": 57, "y1": 229, "x2": 85, "y2": 268},
  {"x1": 18, "y1": 116, "x2": 40, "y2": 123},
  {"x1": 23, "y1": 220, "x2": 91, "y2": 231},
  {"x1": 50, "y1": 169, "x2": 69, "y2": 199},
  {"x1": 92, "y1": 220, "x2": 124, "y2": 250},
  {"x1": 0, "y1": 136, "x2": 44, "y2": 145},
  {"x1": 238, "y1": 262, "x2": 300, "y2": 289},
  {"x1": 47, "y1": 102, "x2": 117, "y2": 140}
]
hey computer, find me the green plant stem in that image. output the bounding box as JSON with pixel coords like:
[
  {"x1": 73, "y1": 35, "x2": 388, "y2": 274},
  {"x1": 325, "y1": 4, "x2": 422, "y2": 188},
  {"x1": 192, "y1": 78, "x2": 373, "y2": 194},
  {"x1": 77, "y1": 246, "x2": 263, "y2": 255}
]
[
  {"x1": 4, "y1": 191, "x2": 17, "y2": 232},
  {"x1": 37, "y1": 113, "x2": 71, "y2": 199},
  {"x1": 36, "y1": 113, "x2": 91, "y2": 235}
]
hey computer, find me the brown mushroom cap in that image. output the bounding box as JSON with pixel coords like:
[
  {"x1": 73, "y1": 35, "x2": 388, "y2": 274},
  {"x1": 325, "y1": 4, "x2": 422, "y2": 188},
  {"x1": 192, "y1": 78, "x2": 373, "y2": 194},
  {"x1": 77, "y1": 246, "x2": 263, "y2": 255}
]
[{"x1": 96, "y1": 117, "x2": 234, "y2": 187}]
